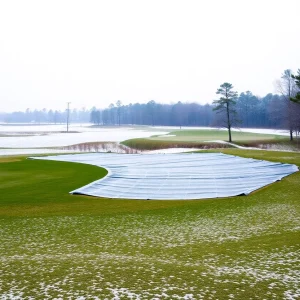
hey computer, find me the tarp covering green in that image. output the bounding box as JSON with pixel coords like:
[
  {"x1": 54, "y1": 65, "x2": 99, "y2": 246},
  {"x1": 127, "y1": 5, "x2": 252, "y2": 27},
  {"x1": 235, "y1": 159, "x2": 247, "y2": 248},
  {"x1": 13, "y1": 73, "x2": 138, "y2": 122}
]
[{"x1": 32, "y1": 153, "x2": 298, "y2": 200}]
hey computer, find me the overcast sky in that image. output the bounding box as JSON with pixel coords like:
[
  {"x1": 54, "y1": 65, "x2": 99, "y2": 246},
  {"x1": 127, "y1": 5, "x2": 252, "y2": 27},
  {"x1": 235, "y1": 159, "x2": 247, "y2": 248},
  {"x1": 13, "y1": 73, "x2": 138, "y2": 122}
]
[{"x1": 0, "y1": 0, "x2": 300, "y2": 112}]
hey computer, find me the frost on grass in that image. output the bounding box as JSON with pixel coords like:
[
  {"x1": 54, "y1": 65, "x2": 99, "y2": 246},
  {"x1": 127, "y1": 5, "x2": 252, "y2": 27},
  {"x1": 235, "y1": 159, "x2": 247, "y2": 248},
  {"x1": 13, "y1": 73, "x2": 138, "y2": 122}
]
[{"x1": 0, "y1": 201, "x2": 299, "y2": 299}]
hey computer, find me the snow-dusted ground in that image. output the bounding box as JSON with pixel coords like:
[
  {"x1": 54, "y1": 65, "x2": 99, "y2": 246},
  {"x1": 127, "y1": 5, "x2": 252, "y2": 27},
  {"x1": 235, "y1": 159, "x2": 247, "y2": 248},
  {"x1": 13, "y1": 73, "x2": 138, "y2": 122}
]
[
  {"x1": 144, "y1": 148, "x2": 200, "y2": 154},
  {"x1": 1, "y1": 203, "x2": 299, "y2": 299}
]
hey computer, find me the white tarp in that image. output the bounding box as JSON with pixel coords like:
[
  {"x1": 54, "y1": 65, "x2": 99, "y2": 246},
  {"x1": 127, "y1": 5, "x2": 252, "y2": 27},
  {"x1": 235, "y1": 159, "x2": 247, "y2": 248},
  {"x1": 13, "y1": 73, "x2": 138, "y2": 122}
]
[{"x1": 31, "y1": 153, "x2": 298, "y2": 200}]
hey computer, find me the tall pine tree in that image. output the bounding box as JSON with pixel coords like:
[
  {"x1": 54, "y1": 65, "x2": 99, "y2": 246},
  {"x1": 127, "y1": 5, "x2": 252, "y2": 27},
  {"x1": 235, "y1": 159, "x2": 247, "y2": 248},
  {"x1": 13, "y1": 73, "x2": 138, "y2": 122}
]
[{"x1": 213, "y1": 83, "x2": 238, "y2": 142}]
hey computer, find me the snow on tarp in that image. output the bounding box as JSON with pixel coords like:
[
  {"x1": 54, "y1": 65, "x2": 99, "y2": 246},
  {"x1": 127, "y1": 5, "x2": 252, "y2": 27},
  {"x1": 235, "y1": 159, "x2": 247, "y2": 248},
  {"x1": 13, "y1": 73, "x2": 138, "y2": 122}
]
[{"x1": 31, "y1": 153, "x2": 298, "y2": 200}]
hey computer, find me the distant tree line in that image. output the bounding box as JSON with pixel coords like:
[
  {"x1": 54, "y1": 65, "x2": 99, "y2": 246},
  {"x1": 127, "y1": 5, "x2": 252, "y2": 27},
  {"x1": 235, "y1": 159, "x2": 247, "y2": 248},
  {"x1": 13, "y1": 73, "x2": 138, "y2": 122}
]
[
  {"x1": 90, "y1": 92, "x2": 299, "y2": 129},
  {"x1": 2, "y1": 93, "x2": 297, "y2": 132},
  {"x1": 0, "y1": 108, "x2": 91, "y2": 124}
]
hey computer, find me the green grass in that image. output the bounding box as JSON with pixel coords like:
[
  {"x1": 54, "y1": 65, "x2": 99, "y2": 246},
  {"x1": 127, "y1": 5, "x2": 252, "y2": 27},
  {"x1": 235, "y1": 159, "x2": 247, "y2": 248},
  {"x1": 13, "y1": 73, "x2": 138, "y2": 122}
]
[
  {"x1": 0, "y1": 151, "x2": 299, "y2": 299},
  {"x1": 151, "y1": 129, "x2": 286, "y2": 142}
]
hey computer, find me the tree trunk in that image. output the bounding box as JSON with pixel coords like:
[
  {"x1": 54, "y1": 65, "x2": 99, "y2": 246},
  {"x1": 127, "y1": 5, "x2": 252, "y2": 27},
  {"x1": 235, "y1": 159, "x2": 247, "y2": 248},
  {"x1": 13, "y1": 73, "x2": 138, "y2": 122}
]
[
  {"x1": 226, "y1": 102, "x2": 232, "y2": 142},
  {"x1": 290, "y1": 129, "x2": 293, "y2": 141},
  {"x1": 228, "y1": 126, "x2": 232, "y2": 142}
]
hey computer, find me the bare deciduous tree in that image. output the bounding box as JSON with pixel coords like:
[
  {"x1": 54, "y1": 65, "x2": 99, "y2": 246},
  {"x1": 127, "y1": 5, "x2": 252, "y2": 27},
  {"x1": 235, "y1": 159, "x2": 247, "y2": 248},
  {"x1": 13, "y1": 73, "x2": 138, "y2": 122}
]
[{"x1": 276, "y1": 69, "x2": 298, "y2": 140}]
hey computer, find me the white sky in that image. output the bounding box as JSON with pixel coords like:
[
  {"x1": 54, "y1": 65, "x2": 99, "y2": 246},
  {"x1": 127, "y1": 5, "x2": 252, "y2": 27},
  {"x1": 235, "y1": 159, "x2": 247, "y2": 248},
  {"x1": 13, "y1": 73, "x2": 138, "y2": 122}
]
[{"x1": 0, "y1": 0, "x2": 300, "y2": 112}]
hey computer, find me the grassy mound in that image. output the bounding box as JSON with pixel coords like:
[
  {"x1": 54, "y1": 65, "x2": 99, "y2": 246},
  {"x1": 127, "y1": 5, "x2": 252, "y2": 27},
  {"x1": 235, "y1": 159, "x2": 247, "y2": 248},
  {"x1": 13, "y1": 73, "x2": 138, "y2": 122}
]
[
  {"x1": 0, "y1": 151, "x2": 299, "y2": 299},
  {"x1": 122, "y1": 129, "x2": 288, "y2": 151}
]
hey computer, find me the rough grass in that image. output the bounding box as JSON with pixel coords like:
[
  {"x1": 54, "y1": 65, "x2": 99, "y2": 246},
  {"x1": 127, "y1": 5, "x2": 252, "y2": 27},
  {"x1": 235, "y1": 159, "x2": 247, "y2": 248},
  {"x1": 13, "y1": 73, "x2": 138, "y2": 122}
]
[
  {"x1": 122, "y1": 138, "x2": 233, "y2": 150},
  {"x1": 0, "y1": 150, "x2": 299, "y2": 299},
  {"x1": 61, "y1": 141, "x2": 139, "y2": 153},
  {"x1": 236, "y1": 139, "x2": 300, "y2": 151}
]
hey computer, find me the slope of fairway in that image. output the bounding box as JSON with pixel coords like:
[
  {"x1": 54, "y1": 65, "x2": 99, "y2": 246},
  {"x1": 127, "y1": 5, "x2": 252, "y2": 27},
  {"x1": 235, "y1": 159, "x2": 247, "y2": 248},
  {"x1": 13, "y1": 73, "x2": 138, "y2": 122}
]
[
  {"x1": 0, "y1": 150, "x2": 299, "y2": 299},
  {"x1": 151, "y1": 129, "x2": 286, "y2": 142}
]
